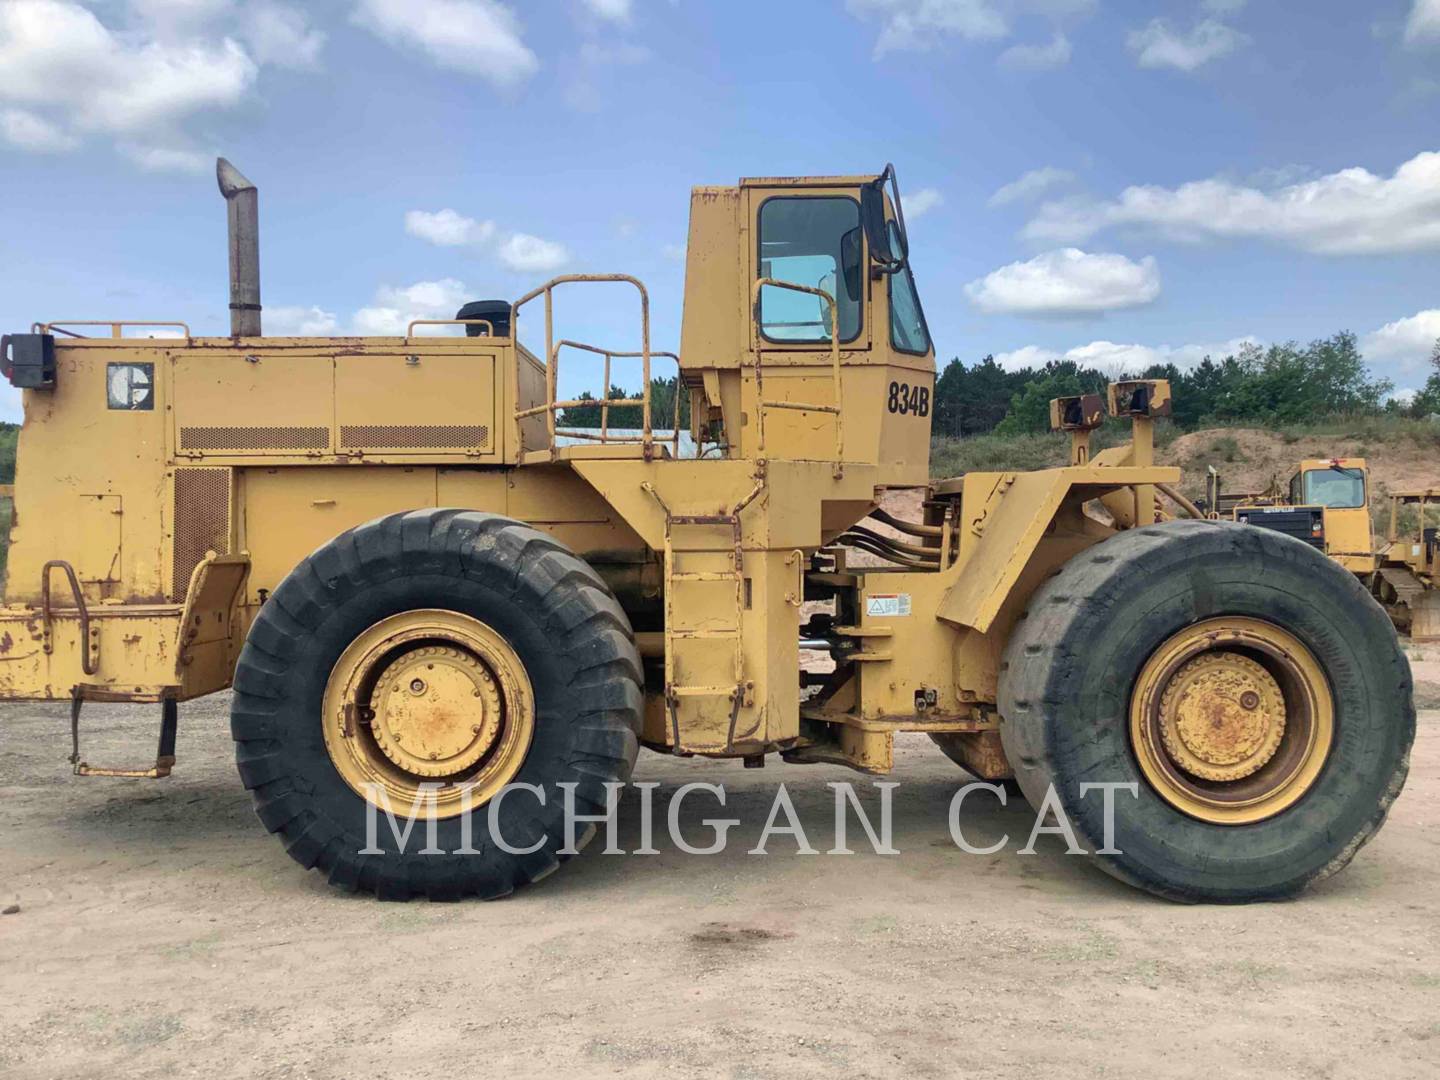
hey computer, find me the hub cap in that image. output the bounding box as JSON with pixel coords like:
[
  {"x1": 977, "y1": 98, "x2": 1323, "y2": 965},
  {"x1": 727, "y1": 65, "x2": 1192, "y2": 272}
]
[
  {"x1": 323, "y1": 610, "x2": 534, "y2": 820},
  {"x1": 1130, "y1": 618, "x2": 1334, "y2": 825}
]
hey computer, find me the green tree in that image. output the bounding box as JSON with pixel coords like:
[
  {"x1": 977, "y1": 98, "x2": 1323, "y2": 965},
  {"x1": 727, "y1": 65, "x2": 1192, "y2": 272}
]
[
  {"x1": 993, "y1": 361, "x2": 1107, "y2": 435},
  {"x1": 1408, "y1": 338, "x2": 1440, "y2": 417}
]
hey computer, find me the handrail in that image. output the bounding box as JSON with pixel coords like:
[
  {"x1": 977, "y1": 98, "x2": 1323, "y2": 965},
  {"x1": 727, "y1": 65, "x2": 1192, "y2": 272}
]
[
  {"x1": 749, "y1": 278, "x2": 844, "y2": 471},
  {"x1": 404, "y1": 318, "x2": 498, "y2": 338},
  {"x1": 41, "y1": 560, "x2": 98, "y2": 676},
  {"x1": 511, "y1": 274, "x2": 653, "y2": 458},
  {"x1": 510, "y1": 340, "x2": 683, "y2": 457},
  {"x1": 33, "y1": 321, "x2": 192, "y2": 340}
]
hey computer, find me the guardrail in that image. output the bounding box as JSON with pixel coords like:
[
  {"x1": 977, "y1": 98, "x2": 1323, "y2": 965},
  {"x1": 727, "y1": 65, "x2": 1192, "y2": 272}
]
[{"x1": 511, "y1": 274, "x2": 673, "y2": 458}]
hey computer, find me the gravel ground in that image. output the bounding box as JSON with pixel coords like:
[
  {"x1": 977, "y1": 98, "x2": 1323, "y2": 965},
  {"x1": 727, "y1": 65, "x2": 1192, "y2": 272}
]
[{"x1": 2, "y1": 658, "x2": 1438, "y2": 1079}]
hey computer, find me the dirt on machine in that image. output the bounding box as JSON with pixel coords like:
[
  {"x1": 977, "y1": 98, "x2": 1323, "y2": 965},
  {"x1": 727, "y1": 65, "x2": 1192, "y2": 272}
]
[
  {"x1": 1208, "y1": 458, "x2": 1440, "y2": 640},
  {"x1": 0, "y1": 160, "x2": 1414, "y2": 902}
]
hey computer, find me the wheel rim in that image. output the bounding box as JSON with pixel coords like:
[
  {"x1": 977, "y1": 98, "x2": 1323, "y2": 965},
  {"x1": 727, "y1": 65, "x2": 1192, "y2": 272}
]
[
  {"x1": 323, "y1": 610, "x2": 534, "y2": 820},
  {"x1": 1129, "y1": 617, "x2": 1334, "y2": 825}
]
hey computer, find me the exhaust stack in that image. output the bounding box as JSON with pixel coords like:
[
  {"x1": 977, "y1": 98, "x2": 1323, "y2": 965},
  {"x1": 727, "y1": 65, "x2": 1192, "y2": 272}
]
[{"x1": 216, "y1": 157, "x2": 261, "y2": 337}]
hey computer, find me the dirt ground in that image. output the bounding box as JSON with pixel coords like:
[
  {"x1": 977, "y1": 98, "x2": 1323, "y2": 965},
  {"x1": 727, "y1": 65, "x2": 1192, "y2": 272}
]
[{"x1": 2, "y1": 656, "x2": 1439, "y2": 1080}]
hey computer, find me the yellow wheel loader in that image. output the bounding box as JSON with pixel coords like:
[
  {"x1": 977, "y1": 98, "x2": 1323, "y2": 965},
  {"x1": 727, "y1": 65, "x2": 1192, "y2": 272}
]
[{"x1": 0, "y1": 161, "x2": 1413, "y2": 901}]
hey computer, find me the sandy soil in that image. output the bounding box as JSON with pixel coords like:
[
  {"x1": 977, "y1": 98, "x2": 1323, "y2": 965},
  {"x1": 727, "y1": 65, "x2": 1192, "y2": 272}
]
[
  {"x1": 3, "y1": 659, "x2": 1439, "y2": 1079},
  {"x1": 1165, "y1": 427, "x2": 1438, "y2": 507}
]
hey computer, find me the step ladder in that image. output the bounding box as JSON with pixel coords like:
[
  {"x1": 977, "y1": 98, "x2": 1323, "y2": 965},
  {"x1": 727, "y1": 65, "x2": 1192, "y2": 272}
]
[{"x1": 643, "y1": 480, "x2": 765, "y2": 752}]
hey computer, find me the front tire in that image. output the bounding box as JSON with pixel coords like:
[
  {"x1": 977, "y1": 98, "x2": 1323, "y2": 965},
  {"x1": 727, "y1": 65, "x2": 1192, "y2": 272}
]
[
  {"x1": 231, "y1": 509, "x2": 641, "y2": 900},
  {"x1": 999, "y1": 519, "x2": 1413, "y2": 903}
]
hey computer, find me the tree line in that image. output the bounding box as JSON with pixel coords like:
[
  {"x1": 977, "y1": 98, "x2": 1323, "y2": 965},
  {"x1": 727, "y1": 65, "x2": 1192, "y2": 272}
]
[
  {"x1": 936, "y1": 331, "x2": 1418, "y2": 437},
  {"x1": 559, "y1": 330, "x2": 1439, "y2": 437}
]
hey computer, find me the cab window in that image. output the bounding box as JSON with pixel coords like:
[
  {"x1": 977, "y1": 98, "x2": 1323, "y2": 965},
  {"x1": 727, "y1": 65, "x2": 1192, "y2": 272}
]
[
  {"x1": 887, "y1": 221, "x2": 930, "y2": 354},
  {"x1": 1302, "y1": 468, "x2": 1365, "y2": 508},
  {"x1": 757, "y1": 197, "x2": 862, "y2": 343}
]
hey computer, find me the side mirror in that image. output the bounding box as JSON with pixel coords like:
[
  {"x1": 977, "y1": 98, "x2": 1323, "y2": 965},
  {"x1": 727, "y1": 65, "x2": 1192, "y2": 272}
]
[{"x1": 861, "y1": 179, "x2": 897, "y2": 268}]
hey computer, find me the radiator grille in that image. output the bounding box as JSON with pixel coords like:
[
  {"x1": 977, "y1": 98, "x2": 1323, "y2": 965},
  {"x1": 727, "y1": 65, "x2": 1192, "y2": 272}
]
[
  {"x1": 172, "y1": 467, "x2": 231, "y2": 599},
  {"x1": 180, "y1": 426, "x2": 329, "y2": 451},
  {"x1": 339, "y1": 424, "x2": 490, "y2": 449}
]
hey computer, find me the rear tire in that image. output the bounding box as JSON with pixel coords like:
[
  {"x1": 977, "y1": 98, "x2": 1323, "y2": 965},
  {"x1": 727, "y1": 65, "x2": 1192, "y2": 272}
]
[
  {"x1": 231, "y1": 509, "x2": 641, "y2": 900},
  {"x1": 999, "y1": 519, "x2": 1413, "y2": 903}
]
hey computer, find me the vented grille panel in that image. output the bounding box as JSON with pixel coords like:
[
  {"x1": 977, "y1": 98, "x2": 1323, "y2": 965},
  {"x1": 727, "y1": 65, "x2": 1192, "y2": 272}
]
[
  {"x1": 340, "y1": 424, "x2": 490, "y2": 449},
  {"x1": 180, "y1": 426, "x2": 329, "y2": 451},
  {"x1": 172, "y1": 467, "x2": 231, "y2": 599}
]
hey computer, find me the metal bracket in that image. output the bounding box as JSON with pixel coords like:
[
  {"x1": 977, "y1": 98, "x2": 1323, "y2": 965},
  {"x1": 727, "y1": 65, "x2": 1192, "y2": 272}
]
[{"x1": 70, "y1": 688, "x2": 178, "y2": 779}]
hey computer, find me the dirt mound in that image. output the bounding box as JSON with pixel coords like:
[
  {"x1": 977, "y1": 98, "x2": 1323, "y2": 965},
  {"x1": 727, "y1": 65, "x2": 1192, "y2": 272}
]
[{"x1": 1164, "y1": 427, "x2": 1439, "y2": 509}]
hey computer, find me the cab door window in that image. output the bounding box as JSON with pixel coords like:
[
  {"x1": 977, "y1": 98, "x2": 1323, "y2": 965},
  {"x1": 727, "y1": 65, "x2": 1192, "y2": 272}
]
[{"x1": 757, "y1": 197, "x2": 863, "y2": 344}]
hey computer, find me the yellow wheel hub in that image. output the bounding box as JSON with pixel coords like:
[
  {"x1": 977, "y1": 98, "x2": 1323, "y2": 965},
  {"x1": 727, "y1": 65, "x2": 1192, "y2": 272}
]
[
  {"x1": 323, "y1": 610, "x2": 534, "y2": 820},
  {"x1": 370, "y1": 646, "x2": 503, "y2": 778},
  {"x1": 1158, "y1": 653, "x2": 1285, "y2": 783},
  {"x1": 1130, "y1": 618, "x2": 1334, "y2": 825}
]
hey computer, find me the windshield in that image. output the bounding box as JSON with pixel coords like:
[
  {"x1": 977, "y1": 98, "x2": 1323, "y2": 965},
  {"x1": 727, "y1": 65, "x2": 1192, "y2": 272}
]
[
  {"x1": 887, "y1": 221, "x2": 930, "y2": 354},
  {"x1": 757, "y1": 197, "x2": 862, "y2": 343},
  {"x1": 1302, "y1": 467, "x2": 1365, "y2": 509}
]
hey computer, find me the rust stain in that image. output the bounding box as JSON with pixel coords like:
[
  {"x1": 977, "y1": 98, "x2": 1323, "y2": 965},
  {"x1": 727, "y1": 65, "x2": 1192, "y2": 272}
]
[{"x1": 0, "y1": 632, "x2": 12, "y2": 655}]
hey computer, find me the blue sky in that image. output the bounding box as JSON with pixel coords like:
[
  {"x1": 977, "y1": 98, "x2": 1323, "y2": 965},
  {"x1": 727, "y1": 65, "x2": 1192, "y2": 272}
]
[{"x1": 2, "y1": 0, "x2": 1439, "y2": 423}]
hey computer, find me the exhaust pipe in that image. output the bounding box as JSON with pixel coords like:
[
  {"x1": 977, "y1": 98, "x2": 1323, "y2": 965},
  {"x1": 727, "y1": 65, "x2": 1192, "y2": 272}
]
[{"x1": 216, "y1": 157, "x2": 261, "y2": 337}]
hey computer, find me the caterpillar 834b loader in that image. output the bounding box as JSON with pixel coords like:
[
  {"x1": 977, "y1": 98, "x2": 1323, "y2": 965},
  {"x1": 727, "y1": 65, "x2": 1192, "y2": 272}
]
[{"x1": 0, "y1": 161, "x2": 1413, "y2": 902}]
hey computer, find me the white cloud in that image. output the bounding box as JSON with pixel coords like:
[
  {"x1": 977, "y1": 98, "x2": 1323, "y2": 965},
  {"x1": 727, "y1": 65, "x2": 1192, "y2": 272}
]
[
  {"x1": 405, "y1": 208, "x2": 497, "y2": 247},
  {"x1": 965, "y1": 248, "x2": 1161, "y2": 315},
  {"x1": 0, "y1": 1, "x2": 325, "y2": 169},
  {"x1": 580, "y1": 0, "x2": 632, "y2": 21},
  {"x1": 1127, "y1": 17, "x2": 1248, "y2": 71},
  {"x1": 1407, "y1": 0, "x2": 1440, "y2": 46},
  {"x1": 997, "y1": 33, "x2": 1071, "y2": 70},
  {"x1": 1023, "y1": 150, "x2": 1440, "y2": 255},
  {"x1": 353, "y1": 0, "x2": 539, "y2": 88},
  {"x1": 119, "y1": 143, "x2": 210, "y2": 172},
  {"x1": 266, "y1": 305, "x2": 340, "y2": 336},
  {"x1": 1361, "y1": 309, "x2": 1440, "y2": 381},
  {"x1": 846, "y1": 0, "x2": 1009, "y2": 55},
  {"x1": 0, "y1": 107, "x2": 78, "y2": 152},
  {"x1": 0, "y1": 1, "x2": 257, "y2": 137},
  {"x1": 662, "y1": 243, "x2": 687, "y2": 262},
  {"x1": 846, "y1": 0, "x2": 1095, "y2": 56},
  {"x1": 904, "y1": 187, "x2": 944, "y2": 220},
  {"x1": 405, "y1": 209, "x2": 568, "y2": 272},
  {"x1": 240, "y1": 3, "x2": 325, "y2": 69},
  {"x1": 989, "y1": 165, "x2": 1075, "y2": 206},
  {"x1": 353, "y1": 279, "x2": 473, "y2": 335},
  {"x1": 497, "y1": 233, "x2": 570, "y2": 273},
  {"x1": 994, "y1": 336, "x2": 1260, "y2": 373}
]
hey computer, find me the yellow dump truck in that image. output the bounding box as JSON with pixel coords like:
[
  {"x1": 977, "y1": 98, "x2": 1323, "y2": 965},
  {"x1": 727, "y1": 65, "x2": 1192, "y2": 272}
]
[{"x1": 0, "y1": 162, "x2": 1413, "y2": 902}]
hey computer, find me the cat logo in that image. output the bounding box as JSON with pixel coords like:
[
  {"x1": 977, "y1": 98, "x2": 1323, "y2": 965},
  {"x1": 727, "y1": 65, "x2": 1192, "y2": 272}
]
[{"x1": 106, "y1": 362, "x2": 155, "y2": 411}]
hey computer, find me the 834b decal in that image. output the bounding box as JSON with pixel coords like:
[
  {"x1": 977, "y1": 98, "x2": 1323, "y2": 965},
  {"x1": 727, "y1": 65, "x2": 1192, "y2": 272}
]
[{"x1": 886, "y1": 381, "x2": 929, "y2": 417}]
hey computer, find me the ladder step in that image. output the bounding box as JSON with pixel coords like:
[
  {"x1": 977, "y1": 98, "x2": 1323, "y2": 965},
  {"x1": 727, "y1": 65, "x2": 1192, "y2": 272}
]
[
  {"x1": 669, "y1": 571, "x2": 737, "y2": 582},
  {"x1": 671, "y1": 685, "x2": 738, "y2": 698}
]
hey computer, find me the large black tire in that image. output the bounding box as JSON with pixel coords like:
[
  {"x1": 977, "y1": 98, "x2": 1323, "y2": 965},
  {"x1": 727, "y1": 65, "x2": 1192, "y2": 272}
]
[
  {"x1": 231, "y1": 509, "x2": 641, "y2": 900},
  {"x1": 999, "y1": 519, "x2": 1413, "y2": 903}
]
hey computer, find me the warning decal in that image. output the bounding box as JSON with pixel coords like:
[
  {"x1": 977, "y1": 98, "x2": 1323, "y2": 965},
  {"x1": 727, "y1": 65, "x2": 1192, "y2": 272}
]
[{"x1": 865, "y1": 594, "x2": 912, "y2": 618}]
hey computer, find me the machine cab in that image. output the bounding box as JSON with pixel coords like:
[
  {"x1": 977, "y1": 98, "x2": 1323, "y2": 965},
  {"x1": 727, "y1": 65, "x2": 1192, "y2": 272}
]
[{"x1": 677, "y1": 166, "x2": 935, "y2": 487}]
